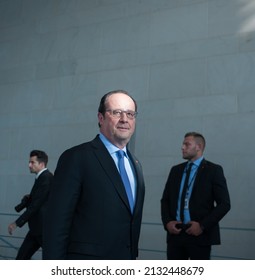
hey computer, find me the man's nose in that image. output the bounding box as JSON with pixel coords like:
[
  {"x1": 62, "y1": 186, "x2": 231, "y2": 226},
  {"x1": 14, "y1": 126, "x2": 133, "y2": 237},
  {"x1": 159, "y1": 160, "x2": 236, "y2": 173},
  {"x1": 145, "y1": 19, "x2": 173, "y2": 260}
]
[{"x1": 119, "y1": 111, "x2": 128, "y2": 120}]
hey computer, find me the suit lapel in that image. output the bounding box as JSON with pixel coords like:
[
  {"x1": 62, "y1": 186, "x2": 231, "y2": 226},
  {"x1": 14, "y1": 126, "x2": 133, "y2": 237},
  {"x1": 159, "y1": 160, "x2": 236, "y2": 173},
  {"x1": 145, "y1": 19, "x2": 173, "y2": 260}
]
[
  {"x1": 127, "y1": 151, "x2": 144, "y2": 215},
  {"x1": 191, "y1": 159, "x2": 207, "y2": 195},
  {"x1": 91, "y1": 136, "x2": 132, "y2": 212},
  {"x1": 30, "y1": 177, "x2": 39, "y2": 194}
]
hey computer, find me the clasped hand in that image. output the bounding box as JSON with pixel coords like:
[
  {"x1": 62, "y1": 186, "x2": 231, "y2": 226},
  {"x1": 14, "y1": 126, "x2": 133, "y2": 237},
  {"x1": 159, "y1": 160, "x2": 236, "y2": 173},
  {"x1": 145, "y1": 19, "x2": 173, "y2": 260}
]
[{"x1": 166, "y1": 221, "x2": 203, "y2": 236}]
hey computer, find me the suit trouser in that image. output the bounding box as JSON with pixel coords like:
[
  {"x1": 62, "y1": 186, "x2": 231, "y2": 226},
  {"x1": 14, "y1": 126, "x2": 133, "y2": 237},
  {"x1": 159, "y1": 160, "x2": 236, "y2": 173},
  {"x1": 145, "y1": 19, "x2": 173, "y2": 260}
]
[
  {"x1": 16, "y1": 231, "x2": 42, "y2": 260},
  {"x1": 167, "y1": 243, "x2": 211, "y2": 260}
]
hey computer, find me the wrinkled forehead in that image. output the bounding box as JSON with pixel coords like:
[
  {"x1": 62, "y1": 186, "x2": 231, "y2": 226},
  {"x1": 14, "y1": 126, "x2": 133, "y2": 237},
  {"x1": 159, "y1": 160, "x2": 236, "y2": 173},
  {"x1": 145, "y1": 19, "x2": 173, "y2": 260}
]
[{"x1": 106, "y1": 93, "x2": 136, "y2": 110}]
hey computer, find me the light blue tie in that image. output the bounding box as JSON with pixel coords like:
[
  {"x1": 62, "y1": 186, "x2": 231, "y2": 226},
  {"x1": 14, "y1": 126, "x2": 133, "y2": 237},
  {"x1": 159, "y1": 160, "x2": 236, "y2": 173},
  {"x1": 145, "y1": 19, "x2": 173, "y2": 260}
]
[{"x1": 117, "y1": 150, "x2": 134, "y2": 212}]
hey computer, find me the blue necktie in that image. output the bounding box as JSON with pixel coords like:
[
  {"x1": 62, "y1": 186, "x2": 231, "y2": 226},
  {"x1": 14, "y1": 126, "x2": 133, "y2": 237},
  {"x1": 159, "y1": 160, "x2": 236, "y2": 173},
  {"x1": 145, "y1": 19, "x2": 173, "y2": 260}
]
[
  {"x1": 180, "y1": 162, "x2": 193, "y2": 222},
  {"x1": 117, "y1": 150, "x2": 134, "y2": 212}
]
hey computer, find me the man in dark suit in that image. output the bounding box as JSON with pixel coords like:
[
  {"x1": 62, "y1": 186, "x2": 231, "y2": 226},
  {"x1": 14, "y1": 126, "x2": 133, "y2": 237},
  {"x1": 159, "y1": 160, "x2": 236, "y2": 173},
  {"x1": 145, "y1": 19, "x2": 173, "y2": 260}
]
[
  {"x1": 161, "y1": 132, "x2": 230, "y2": 259},
  {"x1": 8, "y1": 150, "x2": 53, "y2": 259},
  {"x1": 43, "y1": 90, "x2": 145, "y2": 260}
]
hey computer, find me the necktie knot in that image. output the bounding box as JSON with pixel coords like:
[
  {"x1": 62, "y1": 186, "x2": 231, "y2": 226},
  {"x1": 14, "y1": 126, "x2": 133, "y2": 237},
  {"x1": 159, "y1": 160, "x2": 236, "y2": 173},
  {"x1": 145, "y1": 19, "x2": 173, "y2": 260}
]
[
  {"x1": 186, "y1": 162, "x2": 193, "y2": 172},
  {"x1": 117, "y1": 149, "x2": 125, "y2": 159}
]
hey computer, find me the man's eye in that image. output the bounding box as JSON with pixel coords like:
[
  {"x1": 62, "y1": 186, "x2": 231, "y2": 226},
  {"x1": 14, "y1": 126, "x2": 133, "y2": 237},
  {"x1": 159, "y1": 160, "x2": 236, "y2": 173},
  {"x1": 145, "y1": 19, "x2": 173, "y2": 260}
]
[{"x1": 113, "y1": 110, "x2": 121, "y2": 115}]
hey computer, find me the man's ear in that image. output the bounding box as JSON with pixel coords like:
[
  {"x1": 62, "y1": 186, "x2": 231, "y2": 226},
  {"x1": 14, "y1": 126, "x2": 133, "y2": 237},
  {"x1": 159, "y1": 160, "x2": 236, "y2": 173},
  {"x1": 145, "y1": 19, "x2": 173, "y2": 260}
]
[
  {"x1": 98, "y1": 112, "x2": 104, "y2": 126},
  {"x1": 196, "y1": 143, "x2": 202, "y2": 152}
]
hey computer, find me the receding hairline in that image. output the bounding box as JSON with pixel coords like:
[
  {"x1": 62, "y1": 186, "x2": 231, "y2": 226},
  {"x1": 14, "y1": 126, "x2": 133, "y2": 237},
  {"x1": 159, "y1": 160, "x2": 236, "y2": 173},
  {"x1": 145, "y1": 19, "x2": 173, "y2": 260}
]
[{"x1": 98, "y1": 90, "x2": 137, "y2": 113}]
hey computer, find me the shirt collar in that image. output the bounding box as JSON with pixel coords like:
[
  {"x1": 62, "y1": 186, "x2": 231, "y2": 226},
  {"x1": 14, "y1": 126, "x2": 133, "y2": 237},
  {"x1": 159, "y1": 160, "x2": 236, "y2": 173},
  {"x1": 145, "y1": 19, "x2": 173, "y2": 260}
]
[
  {"x1": 189, "y1": 156, "x2": 204, "y2": 167},
  {"x1": 99, "y1": 133, "x2": 127, "y2": 155},
  {"x1": 36, "y1": 168, "x2": 47, "y2": 179}
]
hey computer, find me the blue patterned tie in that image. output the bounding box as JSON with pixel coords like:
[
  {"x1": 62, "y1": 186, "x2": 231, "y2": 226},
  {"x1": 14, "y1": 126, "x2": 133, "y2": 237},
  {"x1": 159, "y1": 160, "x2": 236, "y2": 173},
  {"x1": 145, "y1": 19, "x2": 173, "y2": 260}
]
[{"x1": 117, "y1": 150, "x2": 134, "y2": 212}]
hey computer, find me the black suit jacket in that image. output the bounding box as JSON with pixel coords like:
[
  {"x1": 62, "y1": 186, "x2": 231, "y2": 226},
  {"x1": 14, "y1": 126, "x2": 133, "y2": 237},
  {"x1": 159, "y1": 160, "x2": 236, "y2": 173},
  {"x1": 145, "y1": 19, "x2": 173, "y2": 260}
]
[
  {"x1": 43, "y1": 135, "x2": 145, "y2": 260},
  {"x1": 15, "y1": 169, "x2": 53, "y2": 236},
  {"x1": 161, "y1": 159, "x2": 230, "y2": 245}
]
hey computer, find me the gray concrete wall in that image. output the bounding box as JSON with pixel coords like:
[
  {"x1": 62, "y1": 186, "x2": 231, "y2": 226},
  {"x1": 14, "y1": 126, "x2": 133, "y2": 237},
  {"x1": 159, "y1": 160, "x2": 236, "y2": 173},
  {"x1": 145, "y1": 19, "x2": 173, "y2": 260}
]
[{"x1": 0, "y1": 0, "x2": 254, "y2": 259}]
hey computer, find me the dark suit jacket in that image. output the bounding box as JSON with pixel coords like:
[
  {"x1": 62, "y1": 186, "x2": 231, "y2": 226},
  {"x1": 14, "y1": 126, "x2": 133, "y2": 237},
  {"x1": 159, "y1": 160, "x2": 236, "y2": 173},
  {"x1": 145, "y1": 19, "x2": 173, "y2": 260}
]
[
  {"x1": 15, "y1": 169, "x2": 53, "y2": 236},
  {"x1": 161, "y1": 159, "x2": 230, "y2": 246},
  {"x1": 43, "y1": 135, "x2": 145, "y2": 260}
]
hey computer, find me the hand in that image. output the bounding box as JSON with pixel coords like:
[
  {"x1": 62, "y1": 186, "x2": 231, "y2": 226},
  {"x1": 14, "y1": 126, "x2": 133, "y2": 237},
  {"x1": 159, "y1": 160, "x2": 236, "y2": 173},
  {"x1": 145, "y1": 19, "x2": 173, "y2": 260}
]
[
  {"x1": 166, "y1": 221, "x2": 182, "y2": 235},
  {"x1": 185, "y1": 221, "x2": 203, "y2": 236},
  {"x1": 8, "y1": 222, "x2": 17, "y2": 235}
]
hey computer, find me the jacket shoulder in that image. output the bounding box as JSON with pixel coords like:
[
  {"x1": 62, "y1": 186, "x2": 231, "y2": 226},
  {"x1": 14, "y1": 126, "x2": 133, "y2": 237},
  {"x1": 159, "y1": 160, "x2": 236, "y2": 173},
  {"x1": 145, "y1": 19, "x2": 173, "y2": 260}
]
[
  {"x1": 202, "y1": 159, "x2": 223, "y2": 169},
  {"x1": 64, "y1": 135, "x2": 102, "y2": 152}
]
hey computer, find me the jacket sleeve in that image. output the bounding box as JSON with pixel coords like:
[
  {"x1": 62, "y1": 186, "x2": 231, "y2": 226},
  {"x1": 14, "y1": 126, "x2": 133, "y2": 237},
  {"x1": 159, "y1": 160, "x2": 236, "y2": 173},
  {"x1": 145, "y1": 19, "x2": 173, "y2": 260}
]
[
  {"x1": 200, "y1": 164, "x2": 231, "y2": 231},
  {"x1": 161, "y1": 167, "x2": 178, "y2": 228},
  {"x1": 43, "y1": 150, "x2": 82, "y2": 259},
  {"x1": 15, "y1": 171, "x2": 53, "y2": 227}
]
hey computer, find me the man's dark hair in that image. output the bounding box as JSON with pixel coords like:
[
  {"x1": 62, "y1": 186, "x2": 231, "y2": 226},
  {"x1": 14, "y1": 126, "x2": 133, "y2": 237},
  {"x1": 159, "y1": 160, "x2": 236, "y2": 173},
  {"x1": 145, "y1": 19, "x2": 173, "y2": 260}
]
[
  {"x1": 30, "y1": 150, "x2": 48, "y2": 166},
  {"x1": 98, "y1": 89, "x2": 137, "y2": 114}
]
